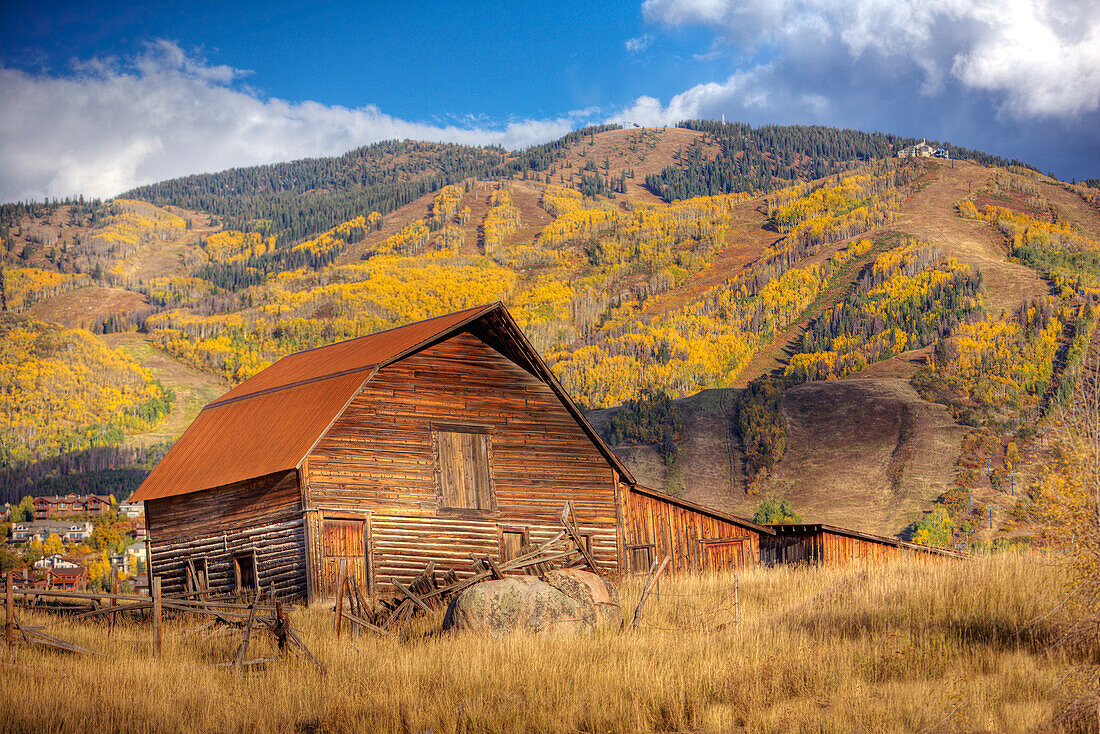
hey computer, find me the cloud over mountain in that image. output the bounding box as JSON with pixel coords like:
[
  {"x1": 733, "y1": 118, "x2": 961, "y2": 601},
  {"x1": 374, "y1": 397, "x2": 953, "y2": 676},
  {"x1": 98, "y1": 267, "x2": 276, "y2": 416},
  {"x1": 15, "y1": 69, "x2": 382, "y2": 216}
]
[
  {"x1": 0, "y1": 41, "x2": 577, "y2": 202},
  {"x1": 640, "y1": 0, "x2": 1100, "y2": 117},
  {"x1": 606, "y1": 0, "x2": 1100, "y2": 177}
]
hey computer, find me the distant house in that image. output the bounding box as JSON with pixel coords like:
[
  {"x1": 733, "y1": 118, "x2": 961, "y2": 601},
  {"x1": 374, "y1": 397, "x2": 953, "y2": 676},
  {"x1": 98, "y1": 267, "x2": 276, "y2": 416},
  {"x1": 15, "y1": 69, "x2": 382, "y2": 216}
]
[
  {"x1": 111, "y1": 541, "x2": 147, "y2": 572},
  {"x1": 33, "y1": 494, "x2": 112, "y2": 520},
  {"x1": 132, "y1": 303, "x2": 774, "y2": 603},
  {"x1": 11, "y1": 520, "x2": 94, "y2": 544},
  {"x1": 33, "y1": 554, "x2": 81, "y2": 570},
  {"x1": 119, "y1": 500, "x2": 144, "y2": 519},
  {"x1": 33, "y1": 567, "x2": 87, "y2": 591}
]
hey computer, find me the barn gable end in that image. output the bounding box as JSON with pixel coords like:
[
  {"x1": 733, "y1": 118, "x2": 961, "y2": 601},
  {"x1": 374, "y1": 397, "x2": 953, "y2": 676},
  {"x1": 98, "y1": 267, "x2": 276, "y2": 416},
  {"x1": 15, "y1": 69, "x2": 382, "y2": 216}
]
[{"x1": 301, "y1": 332, "x2": 622, "y2": 598}]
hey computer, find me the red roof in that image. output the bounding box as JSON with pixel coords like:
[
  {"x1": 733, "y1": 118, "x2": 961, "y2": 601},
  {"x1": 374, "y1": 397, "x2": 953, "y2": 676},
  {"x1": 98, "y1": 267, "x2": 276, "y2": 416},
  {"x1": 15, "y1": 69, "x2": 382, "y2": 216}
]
[{"x1": 132, "y1": 303, "x2": 633, "y2": 502}]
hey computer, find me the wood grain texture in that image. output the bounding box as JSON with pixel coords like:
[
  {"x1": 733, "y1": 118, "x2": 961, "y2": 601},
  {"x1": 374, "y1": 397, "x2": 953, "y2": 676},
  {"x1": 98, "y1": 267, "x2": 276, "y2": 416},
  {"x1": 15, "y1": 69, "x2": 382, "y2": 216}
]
[
  {"x1": 759, "y1": 526, "x2": 952, "y2": 566},
  {"x1": 622, "y1": 485, "x2": 760, "y2": 574},
  {"x1": 145, "y1": 470, "x2": 306, "y2": 598},
  {"x1": 146, "y1": 327, "x2": 775, "y2": 603}
]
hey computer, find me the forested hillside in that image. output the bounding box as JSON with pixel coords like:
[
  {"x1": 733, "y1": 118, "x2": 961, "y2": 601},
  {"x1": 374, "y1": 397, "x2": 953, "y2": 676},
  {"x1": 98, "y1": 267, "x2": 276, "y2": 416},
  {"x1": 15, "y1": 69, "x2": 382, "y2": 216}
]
[
  {"x1": 3, "y1": 122, "x2": 1100, "y2": 547},
  {"x1": 121, "y1": 126, "x2": 621, "y2": 244},
  {"x1": 642, "y1": 121, "x2": 1036, "y2": 201}
]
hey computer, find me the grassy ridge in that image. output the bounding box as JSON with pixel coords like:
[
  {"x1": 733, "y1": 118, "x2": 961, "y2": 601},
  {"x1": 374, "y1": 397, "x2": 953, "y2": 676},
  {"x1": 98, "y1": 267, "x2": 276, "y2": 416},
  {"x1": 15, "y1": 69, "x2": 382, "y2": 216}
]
[{"x1": 1, "y1": 554, "x2": 1074, "y2": 733}]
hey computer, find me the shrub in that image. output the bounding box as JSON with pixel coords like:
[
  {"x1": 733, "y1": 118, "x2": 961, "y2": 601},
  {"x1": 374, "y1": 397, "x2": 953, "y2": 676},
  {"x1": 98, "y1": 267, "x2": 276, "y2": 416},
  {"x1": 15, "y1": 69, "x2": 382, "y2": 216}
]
[{"x1": 752, "y1": 499, "x2": 801, "y2": 524}]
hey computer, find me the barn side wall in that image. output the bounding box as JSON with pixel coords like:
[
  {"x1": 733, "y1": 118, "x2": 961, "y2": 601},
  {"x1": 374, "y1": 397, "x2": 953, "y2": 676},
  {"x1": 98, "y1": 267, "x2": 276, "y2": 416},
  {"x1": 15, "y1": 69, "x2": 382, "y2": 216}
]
[
  {"x1": 144, "y1": 470, "x2": 306, "y2": 599},
  {"x1": 819, "y1": 529, "x2": 902, "y2": 565},
  {"x1": 761, "y1": 526, "x2": 952, "y2": 566},
  {"x1": 304, "y1": 333, "x2": 621, "y2": 598},
  {"x1": 622, "y1": 487, "x2": 760, "y2": 574}
]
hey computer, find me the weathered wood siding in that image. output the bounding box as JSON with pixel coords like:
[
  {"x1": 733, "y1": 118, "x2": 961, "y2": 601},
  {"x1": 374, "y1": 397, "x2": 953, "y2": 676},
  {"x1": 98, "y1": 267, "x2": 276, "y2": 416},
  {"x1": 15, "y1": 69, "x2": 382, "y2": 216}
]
[
  {"x1": 304, "y1": 333, "x2": 621, "y2": 597},
  {"x1": 145, "y1": 470, "x2": 306, "y2": 598},
  {"x1": 622, "y1": 486, "x2": 760, "y2": 574},
  {"x1": 760, "y1": 526, "x2": 953, "y2": 566}
]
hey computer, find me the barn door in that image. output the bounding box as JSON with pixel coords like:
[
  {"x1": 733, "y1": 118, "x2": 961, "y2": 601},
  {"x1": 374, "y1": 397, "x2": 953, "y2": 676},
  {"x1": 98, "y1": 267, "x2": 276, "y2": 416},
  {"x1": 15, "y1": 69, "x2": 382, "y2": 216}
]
[
  {"x1": 702, "y1": 539, "x2": 744, "y2": 572},
  {"x1": 321, "y1": 518, "x2": 367, "y2": 596}
]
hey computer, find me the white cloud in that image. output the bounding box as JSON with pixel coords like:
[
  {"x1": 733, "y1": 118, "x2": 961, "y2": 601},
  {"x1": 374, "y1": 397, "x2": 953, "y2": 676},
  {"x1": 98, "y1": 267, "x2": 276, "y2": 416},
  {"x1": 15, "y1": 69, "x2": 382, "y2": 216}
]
[
  {"x1": 608, "y1": 66, "x2": 825, "y2": 127},
  {"x1": 0, "y1": 42, "x2": 580, "y2": 202},
  {"x1": 640, "y1": 0, "x2": 1100, "y2": 117},
  {"x1": 625, "y1": 34, "x2": 653, "y2": 53}
]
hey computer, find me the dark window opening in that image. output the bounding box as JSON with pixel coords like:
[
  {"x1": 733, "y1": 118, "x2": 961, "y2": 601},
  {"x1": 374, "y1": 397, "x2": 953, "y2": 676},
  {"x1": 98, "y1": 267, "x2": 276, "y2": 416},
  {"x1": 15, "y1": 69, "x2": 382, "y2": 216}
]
[{"x1": 233, "y1": 551, "x2": 257, "y2": 594}]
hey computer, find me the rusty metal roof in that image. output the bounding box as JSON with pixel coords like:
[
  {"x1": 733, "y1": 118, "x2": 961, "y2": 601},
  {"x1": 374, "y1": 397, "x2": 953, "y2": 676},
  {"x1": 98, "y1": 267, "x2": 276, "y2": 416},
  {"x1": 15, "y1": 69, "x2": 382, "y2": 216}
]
[
  {"x1": 133, "y1": 372, "x2": 367, "y2": 502},
  {"x1": 631, "y1": 485, "x2": 774, "y2": 535},
  {"x1": 210, "y1": 304, "x2": 497, "y2": 406},
  {"x1": 132, "y1": 302, "x2": 635, "y2": 503}
]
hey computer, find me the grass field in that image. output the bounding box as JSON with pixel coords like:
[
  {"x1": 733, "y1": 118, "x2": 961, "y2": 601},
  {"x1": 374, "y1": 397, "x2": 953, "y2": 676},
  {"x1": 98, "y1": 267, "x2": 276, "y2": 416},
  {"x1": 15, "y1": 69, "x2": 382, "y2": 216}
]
[{"x1": 0, "y1": 553, "x2": 1085, "y2": 734}]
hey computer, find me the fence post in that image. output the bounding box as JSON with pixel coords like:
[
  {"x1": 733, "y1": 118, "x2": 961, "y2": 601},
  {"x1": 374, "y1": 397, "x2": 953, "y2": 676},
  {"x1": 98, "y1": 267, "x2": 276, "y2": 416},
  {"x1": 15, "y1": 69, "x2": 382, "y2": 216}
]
[
  {"x1": 152, "y1": 576, "x2": 162, "y2": 658},
  {"x1": 109, "y1": 567, "x2": 119, "y2": 638},
  {"x1": 5, "y1": 572, "x2": 12, "y2": 646},
  {"x1": 335, "y1": 558, "x2": 347, "y2": 636}
]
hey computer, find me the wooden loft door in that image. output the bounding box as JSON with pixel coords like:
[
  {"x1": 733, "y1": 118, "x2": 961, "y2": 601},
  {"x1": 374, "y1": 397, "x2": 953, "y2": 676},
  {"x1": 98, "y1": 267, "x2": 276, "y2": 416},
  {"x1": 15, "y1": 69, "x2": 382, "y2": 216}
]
[{"x1": 321, "y1": 517, "x2": 367, "y2": 596}]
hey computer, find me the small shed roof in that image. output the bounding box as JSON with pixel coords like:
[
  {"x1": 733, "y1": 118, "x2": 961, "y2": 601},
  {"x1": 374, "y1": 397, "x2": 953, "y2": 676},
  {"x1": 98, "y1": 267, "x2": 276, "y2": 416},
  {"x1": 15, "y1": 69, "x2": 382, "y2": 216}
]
[
  {"x1": 133, "y1": 303, "x2": 635, "y2": 502},
  {"x1": 631, "y1": 485, "x2": 774, "y2": 535}
]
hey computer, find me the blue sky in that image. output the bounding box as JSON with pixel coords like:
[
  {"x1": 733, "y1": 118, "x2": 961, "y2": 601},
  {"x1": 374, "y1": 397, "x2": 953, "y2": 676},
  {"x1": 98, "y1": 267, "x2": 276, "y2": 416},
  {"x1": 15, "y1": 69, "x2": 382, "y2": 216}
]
[
  {"x1": 1, "y1": 1, "x2": 734, "y2": 123},
  {"x1": 1, "y1": 0, "x2": 1098, "y2": 201}
]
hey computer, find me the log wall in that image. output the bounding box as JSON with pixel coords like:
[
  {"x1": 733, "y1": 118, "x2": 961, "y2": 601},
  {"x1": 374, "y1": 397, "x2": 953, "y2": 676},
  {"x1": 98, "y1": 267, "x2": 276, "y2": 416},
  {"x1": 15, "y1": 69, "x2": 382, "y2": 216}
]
[
  {"x1": 304, "y1": 333, "x2": 622, "y2": 598},
  {"x1": 144, "y1": 470, "x2": 307, "y2": 598},
  {"x1": 622, "y1": 486, "x2": 762, "y2": 574}
]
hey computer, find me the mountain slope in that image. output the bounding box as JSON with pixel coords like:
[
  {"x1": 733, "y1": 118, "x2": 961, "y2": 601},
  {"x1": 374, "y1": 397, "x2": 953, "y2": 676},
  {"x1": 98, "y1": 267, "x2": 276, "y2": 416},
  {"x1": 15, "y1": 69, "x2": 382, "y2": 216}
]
[{"x1": 3, "y1": 121, "x2": 1099, "y2": 549}]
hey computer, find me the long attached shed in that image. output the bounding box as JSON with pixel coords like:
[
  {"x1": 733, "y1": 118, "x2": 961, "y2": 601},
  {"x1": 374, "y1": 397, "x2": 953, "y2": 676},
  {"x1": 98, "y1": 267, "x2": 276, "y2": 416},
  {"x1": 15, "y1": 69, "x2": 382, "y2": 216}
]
[
  {"x1": 131, "y1": 303, "x2": 772, "y2": 603},
  {"x1": 622, "y1": 485, "x2": 766, "y2": 574},
  {"x1": 760, "y1": 524, "x2": 961, "y2": 566}
]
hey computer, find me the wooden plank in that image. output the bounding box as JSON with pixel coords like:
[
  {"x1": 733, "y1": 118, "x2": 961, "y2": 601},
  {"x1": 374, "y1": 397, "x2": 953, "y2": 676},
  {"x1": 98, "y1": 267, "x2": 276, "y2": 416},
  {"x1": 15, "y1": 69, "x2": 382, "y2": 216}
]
[{"x1": 631, "y1": 556, "x2": 671, "y2": 629}]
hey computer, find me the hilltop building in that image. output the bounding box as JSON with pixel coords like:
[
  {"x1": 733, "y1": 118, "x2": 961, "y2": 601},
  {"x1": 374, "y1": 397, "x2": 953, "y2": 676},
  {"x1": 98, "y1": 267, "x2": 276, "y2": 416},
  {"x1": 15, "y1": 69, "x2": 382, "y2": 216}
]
[
  {"x1": 897, "y1": 140, "x2": 949, "y2": 159},
  {"x1": 132, "y1": 303, "x2": 773, "y2": 603}
]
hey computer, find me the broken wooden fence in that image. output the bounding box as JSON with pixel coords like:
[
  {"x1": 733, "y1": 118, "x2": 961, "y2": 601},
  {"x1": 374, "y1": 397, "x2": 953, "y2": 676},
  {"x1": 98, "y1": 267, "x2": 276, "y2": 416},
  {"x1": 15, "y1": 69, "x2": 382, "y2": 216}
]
[
  {"x1": 334, "y1": 501, "x2": 601, "y2": 635},
  {"x1": 3, "y1": 571, "x2": 321, "y2": 670}
]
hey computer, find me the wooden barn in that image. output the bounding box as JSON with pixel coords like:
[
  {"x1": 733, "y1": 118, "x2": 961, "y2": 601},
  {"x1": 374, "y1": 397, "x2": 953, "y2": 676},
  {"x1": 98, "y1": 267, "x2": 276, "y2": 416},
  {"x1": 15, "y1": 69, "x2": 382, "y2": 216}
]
[
  {"x1": 131, "y1": 303, "x2": 772, "y2": 603},
  {"x1": 760, "y1": 524, "x2": 960, "y2": 566}
]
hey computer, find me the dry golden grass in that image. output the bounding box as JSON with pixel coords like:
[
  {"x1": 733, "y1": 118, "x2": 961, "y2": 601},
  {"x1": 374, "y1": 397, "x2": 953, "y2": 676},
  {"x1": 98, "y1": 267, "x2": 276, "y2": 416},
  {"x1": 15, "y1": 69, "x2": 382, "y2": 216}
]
[{"x1": 0, "y1": 554, "x2": 1080, "y2": 734}]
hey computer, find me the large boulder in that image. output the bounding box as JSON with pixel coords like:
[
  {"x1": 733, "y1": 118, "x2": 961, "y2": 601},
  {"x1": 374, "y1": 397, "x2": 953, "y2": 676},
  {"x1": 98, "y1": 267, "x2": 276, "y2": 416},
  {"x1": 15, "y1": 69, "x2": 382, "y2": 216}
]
[{"x1": 442, "y1": 569, "x2": 620, "y2": 635}]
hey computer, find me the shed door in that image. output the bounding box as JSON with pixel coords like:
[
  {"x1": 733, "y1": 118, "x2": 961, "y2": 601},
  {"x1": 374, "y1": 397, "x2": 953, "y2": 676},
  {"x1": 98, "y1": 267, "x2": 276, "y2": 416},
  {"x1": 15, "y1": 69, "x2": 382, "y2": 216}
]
[
  {"x1": 703, "y1": 539, "x2": 744, "y2": 572},
  {"x1": 322, "y1": 518, "x2": 367, "y2": 596}
]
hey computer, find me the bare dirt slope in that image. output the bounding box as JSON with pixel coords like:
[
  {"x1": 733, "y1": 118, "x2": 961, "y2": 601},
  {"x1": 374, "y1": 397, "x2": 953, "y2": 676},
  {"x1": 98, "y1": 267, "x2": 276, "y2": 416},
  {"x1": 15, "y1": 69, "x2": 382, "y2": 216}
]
[
  {"x1": 749, "y1": 379, "x2": 966, "y2": 535},
  {"x1": 895, "y1": 161, "x2": 1047, "y2": 315},
  {"x1": 588, "y1": 389, "x2": 744, "y2": 513},
  {"x1": 590, "y1": 378, "x2": 964, "y2": 534},
  {"x1": 554, "y1": 127, "x2": 718, "y2": 204},
  {"x1": 25, "y1": 286, "x2": 148, "y2": 330}
]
